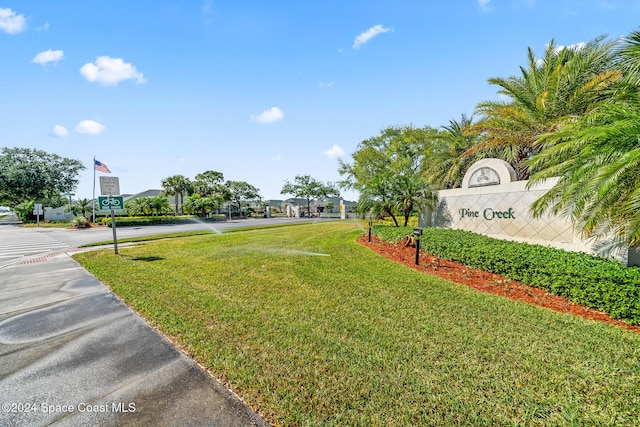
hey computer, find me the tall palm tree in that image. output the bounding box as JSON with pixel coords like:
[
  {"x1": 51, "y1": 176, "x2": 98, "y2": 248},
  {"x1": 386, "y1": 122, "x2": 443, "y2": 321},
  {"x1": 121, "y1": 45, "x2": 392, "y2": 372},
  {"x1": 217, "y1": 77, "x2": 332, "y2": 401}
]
[
  {"x1": 162, "y1": 175, "x2": 191, "y2": 215},
  {"x1": 467, "y1": 37, "x2": 620, "y2": 180},
  {"x1": 528, "y1": 30, "x2": 640, "y2": 248},
  {"x1": 423, "y1": 114, "x2": 484, "y2": 189}
]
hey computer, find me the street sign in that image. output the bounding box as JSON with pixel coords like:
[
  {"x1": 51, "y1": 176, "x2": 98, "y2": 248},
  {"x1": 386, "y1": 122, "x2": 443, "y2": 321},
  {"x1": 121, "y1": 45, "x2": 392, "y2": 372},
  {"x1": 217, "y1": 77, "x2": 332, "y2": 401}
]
[
  {"x1": 33, "y1": 203, "x2": 43, "y2": 215},
  {"x1": 100, "y1": 176, "x2": 120, "y2": 195},
  {"x1": 97, "y1": 196, "x2": 123, "y2": 255},
  {"x1": 98, "y1": 196, "x2": 124, "y2": 210}
]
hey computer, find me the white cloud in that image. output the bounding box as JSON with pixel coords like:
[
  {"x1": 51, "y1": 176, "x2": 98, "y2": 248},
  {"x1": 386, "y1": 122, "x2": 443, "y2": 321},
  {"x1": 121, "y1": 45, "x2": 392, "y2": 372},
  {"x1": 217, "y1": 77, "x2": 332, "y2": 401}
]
[
  {"x1": 0, "y1": 8, "x2": 26, "y2": 34},
  {"x1": 318, "y1": 81, "x2": 335, "y2": 87},
  {"x1": 272, "y1": 154, "x2": 282, "y2": 161},
  {"x1": 80, "y1": 56, "x2": 146, "y2": 86},
  {"x1": 32, "y1": 49, "x2": 64, "y2": 65},
  {"x1": 75, "y1": 120, "x2": 106, "y2": 135},
  {"x1": 252, "y1": 107, "x2": 284, "y2": 124},
  {"x1": 51, "y1": 125, "x2": 69, "y2": 137},
  {"x1": 555, "y1": 42, "x2": 585, "y2": 53},
  {"x1": 322, "y1": 144, "x2": 345, "y2": 159},
  {"x1": 353, "y1": 24, "x2": 390, "y2": 49},
  {"x1": 36, "y1": 22, "x2": 49, "y2": 31},
  {"x1": 478, "y1": 0, "x2": 492, "y2": 11},
  {"x1": 535, "y1": 42, "x2": 586, "y2": 66}
]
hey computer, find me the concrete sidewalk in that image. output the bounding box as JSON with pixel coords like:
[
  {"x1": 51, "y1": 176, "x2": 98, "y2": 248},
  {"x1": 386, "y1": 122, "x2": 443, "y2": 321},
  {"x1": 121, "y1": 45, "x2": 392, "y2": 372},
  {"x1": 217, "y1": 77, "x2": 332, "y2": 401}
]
[{"x1": 0, "y1": 251, "x2": 268, "y2": 426}]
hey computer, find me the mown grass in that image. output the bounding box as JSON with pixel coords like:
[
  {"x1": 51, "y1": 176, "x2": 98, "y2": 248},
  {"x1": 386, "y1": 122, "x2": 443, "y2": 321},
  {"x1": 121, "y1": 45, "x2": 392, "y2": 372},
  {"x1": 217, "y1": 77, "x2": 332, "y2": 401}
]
[{"x1": 73, "y1": 221, "x2": 640, "y2": 426}]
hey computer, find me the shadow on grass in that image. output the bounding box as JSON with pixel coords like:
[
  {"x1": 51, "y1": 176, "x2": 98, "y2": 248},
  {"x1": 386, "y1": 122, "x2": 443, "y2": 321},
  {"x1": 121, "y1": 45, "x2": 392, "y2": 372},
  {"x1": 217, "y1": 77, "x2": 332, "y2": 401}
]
[{"x1": 132, "y1": 256, "x2": 165, "y2": 262}]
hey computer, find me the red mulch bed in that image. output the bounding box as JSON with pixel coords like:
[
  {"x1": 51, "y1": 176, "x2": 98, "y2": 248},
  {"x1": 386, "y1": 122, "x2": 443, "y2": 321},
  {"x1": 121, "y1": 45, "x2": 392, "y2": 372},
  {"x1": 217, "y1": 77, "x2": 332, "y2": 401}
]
[{"x1": 358, "y1": 234, "x2": 640, "y2": 334}]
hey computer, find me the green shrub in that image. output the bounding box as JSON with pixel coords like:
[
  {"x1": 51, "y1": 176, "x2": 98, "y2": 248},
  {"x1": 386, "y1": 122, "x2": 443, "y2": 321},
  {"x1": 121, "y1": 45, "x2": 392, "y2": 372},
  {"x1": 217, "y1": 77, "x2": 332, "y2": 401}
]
[
  {"x1": 71, "y1": 216, "x2": 89, "y2": 227},
  {"x1": 373, "y1": 216, "x2": 419, "y2": 227},
  {"x1": 101, "y1": 214, "x2": 227, "y2": 227},
  {"x1": 373, "y1": 226, "x2": 640, "y2": 325}
]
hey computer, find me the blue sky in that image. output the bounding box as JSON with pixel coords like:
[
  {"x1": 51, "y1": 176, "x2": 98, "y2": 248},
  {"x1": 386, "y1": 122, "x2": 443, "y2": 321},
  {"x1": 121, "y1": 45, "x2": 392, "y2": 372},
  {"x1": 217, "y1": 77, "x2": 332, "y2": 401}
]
[{"x1": 2, "y1": 1, "x2": 640, "y2": 202}]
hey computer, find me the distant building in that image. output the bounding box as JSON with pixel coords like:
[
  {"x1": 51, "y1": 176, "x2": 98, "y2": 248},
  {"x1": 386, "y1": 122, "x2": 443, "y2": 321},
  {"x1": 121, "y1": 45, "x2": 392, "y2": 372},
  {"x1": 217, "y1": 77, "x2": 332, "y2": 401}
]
[{"x1": 281, "y1": 197, "x2": 356, "y2": 216}]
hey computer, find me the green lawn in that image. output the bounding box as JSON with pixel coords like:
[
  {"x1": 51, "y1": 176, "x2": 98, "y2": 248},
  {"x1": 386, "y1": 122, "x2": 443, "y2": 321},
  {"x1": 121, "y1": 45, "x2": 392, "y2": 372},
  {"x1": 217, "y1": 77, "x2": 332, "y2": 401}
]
[{"x1": 73, "y1": 221, "x2": 640, "y2": 426}]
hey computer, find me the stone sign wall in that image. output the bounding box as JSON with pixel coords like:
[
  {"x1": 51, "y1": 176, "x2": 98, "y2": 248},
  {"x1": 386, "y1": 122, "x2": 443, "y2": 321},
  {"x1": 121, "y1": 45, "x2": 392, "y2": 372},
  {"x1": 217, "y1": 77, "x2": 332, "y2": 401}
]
[{"x1": 422, "y1": 158, "x2": 639, "y2": 266}]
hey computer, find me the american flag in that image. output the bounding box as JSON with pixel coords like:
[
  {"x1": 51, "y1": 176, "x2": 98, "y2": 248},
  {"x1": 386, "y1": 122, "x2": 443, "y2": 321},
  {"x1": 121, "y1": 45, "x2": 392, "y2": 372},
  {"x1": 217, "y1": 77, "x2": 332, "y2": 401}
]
[{"x1": 94, "y1": 160, "x2": 111, "y2": 173}]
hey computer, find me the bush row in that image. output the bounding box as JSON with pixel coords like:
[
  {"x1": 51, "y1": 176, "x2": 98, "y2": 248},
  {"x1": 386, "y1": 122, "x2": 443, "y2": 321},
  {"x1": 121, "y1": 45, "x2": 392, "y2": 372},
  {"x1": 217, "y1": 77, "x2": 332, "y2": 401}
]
[
  {"x1": 373, "y1": 225, "x2": 640, "y2": 325},
  {"x1": 102, "y1": 214, "x2": 227, "y2": 227}
]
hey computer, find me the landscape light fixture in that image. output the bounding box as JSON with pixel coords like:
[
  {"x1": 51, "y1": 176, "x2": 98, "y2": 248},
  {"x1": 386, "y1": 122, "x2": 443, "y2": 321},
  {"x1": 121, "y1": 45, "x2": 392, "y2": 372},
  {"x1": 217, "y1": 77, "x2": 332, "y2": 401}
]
[
  {"x1": 368, "y1": 221, "x2": 373, "y2": 242},
  {"x1": 413, "y1": 228, "x2": 423, "y2": 265}
]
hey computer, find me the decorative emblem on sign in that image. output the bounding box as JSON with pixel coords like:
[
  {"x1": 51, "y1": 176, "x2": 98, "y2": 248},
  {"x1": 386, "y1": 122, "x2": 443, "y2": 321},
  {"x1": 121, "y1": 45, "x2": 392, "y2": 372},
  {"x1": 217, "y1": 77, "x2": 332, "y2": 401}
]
[{"x1": 469, "y1": 167, "x2": 500, "y2": 187}]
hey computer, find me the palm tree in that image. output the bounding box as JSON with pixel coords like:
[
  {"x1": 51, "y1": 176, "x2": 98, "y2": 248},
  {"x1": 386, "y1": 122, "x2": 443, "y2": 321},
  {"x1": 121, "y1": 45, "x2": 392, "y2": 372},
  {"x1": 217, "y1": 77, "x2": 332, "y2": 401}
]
[
  {"x1": 162, "y1": 175, "x2": 191, "y2": 215},
  {"x1": 423, "y1": 114, "x2": 484, "y2": 189},
  {"x1": 467, "y1": 37, "x2": 620, "y2": 180},
  {"x1": 183, "y1": 193, "x2": 224, "y2": 217},
  {"x1": 70, "y1": 198, "x2": 92, "y2": 219},
  {"x1": 148, "y1": 196, "x2": 170, "y2": 216},
  {"x1": 126, "y1": 197, "x2": 150, "y2": 216},
  {"x1": 528, "y1": 30, "x2": 640, "y2": 249},
  {"x1": 392, "y1": 173, "x2": 436, "y2": 226}
]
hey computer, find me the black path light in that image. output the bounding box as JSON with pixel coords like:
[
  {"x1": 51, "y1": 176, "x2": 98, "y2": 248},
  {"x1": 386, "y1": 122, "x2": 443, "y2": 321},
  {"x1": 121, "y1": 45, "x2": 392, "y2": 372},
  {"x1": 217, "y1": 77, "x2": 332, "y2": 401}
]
[
  {"x1": 368, "y1": 221, "x2": 373, "y2": 242},
  {"x1": 413, "y1": 228, "x2": 423, "y2": 265}
]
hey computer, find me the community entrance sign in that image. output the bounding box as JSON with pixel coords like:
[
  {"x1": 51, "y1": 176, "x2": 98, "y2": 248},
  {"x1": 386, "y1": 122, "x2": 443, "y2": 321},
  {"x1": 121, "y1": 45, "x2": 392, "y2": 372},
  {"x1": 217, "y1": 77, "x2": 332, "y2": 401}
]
[{"x1": 422, "y1": 158, "x2": 638, "y2": 266}]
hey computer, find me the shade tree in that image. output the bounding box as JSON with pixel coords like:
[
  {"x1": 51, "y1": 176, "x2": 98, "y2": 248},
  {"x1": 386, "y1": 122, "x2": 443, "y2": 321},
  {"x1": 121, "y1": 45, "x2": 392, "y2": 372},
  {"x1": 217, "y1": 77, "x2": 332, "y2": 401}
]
[
  {"x1": 226, "y1": 181, "x2": 261, "y2": 217},
  {"x1": 0, "y1": 147, "x2": 85, "y2": 207},
  {"x1": 339, "y1": 125, "x2": 436, "y2": 226},
  {"x1": 281, "y1": 174, "x2": 339, "y2": 215}
]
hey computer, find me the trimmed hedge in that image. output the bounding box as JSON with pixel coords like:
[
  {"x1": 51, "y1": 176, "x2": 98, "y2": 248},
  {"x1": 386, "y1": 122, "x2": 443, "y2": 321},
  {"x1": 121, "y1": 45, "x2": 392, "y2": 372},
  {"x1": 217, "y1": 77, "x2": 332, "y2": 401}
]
[
  {"x1": 102, "y1": 215, "x2": 227, "y2": 227},
  {"x1": 373, "y1": 226, "x2": 640, "y2": 325}
]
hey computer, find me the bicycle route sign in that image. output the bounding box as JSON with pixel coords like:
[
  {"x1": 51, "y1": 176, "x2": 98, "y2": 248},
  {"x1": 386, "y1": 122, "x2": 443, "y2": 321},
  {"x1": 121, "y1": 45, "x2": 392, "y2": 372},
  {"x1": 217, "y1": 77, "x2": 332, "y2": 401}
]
[{"x1": 98, "y1": 196, "x2": 124, "y2": 210}]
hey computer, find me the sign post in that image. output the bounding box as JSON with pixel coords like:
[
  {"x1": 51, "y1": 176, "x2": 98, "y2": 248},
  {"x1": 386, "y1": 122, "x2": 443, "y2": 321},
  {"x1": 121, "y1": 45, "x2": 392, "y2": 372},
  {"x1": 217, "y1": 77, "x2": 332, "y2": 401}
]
[
  {"x1": 65, "y1": 193, "x2": 75, "y2": 221},
  {"x1": 98, "y1": 196, "x2": 123, "y2": 255},
  {"x1": 33, "y1": 203, "x2": 43, "y2": 227},
  {"x1": 98, "y1": 176, "x2": 121, "y2": 255}
]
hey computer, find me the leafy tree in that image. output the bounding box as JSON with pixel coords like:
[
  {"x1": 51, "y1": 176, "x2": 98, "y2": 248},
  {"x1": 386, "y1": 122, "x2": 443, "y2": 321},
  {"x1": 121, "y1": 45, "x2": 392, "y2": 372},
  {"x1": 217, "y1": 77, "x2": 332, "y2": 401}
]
[
  {"x1": 356, "y1": 173, "x2": 400, "y2": 226},
  {"x1": 281, "y1": 175, "x2": 339, "y2": 215},
  {"x1": 0, "y1": 147, "x2": 85, "y2": 206},
  {"x1": 339, "y1": 125, "x2": 436, "y2": 226},
  {"x1": 467, "y1": 37, "x2": 620, "y2": 179},
  {"x1": 325, "y1": 201, "x2": 334, "y2": 213},
  {"x1": 193, "y1": 171, "x2": 225, "y2": 196},
  {"x1": 13, "y1": 200, "x2": 35, "y2": 223},
  {"x1": 162, "y1": 174, "x2": 191, "y2": 215},
  {"x1": 226, "y1": 181, "x2": 260, "y2": 217}
]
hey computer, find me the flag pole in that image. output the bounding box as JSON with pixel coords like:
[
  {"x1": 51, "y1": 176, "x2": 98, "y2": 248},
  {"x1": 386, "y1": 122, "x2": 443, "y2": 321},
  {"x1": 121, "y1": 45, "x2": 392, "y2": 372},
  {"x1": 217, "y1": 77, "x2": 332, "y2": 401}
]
[{"x1": 92, "y1": 156, "x2": 96, "y2": 224}]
